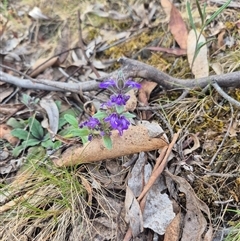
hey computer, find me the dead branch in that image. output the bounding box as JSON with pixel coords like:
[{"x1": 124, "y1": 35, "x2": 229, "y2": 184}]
[
  {"x1": 0, "y1": 71, "x2": 99, "y2": 92},
  {"x1": 118, "y1": 57, "x2": 240, "y2": 90},
  {"x1": 1, "y1": 57, "x2": 240, "y2": 94}
]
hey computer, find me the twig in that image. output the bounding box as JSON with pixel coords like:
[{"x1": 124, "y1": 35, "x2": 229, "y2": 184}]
[
  {"x1": 119, "y1": 57, "x2": 240, "y2": 90},
  {"x1": 211, "y1": 79, "x2": 240, "y2": 109},
  {"x1": 0, "y1": 70, "x2": 99, "y2": 92},
  {"x1": 1, "y1": 57, "x2": 240, "y2": 96}
]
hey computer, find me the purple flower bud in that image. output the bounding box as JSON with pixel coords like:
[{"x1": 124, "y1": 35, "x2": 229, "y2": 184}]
[{"x1": 110, "y1": 94, "x2": 130, "y2": 106}]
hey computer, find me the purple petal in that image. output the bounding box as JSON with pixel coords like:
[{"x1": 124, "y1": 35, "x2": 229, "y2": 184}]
[
  {"x1": 125, "y1": 79, "x2": 141, "y2": 89},
  {"x1": 110, "y1": 94, "x2": 130, "y2": 106},
  {"x1": 84, "y1": 117, "x2": 100, "y2": 129},
  {"x1": 99, "y1": 79, "x2": 116, "y2": 89}
]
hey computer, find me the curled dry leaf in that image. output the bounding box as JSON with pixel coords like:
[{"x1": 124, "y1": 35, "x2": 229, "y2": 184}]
[
  {"x1": 187, "y1": 29, "x2": 209, "y2": 78},
  {"x1": 54, "y1": 124, "x2": 168, "y2": 166},
  {"x1": 0, "y1": 124, "x2": 19, "y2": 145},
  {"x1": 40, "y1": 97, "x2": 59, "y2": 137}
]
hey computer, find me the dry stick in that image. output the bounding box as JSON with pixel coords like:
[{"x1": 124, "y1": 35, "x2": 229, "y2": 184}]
[
  {"x1": 211, "y1": 79, "x2": 240, "y2": 109},
  {"x1": 119, "y1": 57, "x2": 240, "y2": 90},
  {"x1": 152, "y1": 146, "x2": 168, "y2": 173},
  {"x1": 1, "y1": 57, "x2": 240, "y2": 94},
  {"x1": 137, "y1": 129, "x2": 181, "y2": 202},
  {"x1": 0, "y1": 70, "x2": 99, "y2": 92}
]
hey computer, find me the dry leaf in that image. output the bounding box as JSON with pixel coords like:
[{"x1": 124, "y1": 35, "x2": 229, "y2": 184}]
[
  {"x1": 0, "y1": 124, "x2": 19, "y2": 145},
  {"x1": 187, "y1": 29, "x2": 209, "y2": 78},
  {"x1": 169, "y1": 4, "x2": 188, "y2": 50},
  {"x1": 146, "y1": 46, "x2": 187, "y2": 56},
  {"x1": 0, "y1": 86, "x2": 14, "y2": 103},
  {"x1": 54, "y1": 24, "x2": 69, "y2": 65},
  {"x1": 164, "y1": 213, "x2": 182, "y2": 241},
  {"x1": 40, "y1": 97, "x2": 59, "y2": 138},
  {"x1": 166, "y1": 170, "x2": 213, "y2": 241},
  {"x1": 30, "y1": 56, "x2": 58, "y2": 77},
  {"x1": 54, "y1": 125, "x2": 168, "y2": 166},
  {"x1": 160, "y1": 0, "x2": 173, "y2": 22},
  {"x1": 125, "y1": 186, "x2": 143, "y2": 237}
]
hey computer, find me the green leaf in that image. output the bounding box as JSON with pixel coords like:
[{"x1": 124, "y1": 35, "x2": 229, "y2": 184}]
[
  {"x1": 187, "y1": 2, "x2": 196, "y2": 32},
  {"x1": 7, "y1": 118, "x2": 25, "y2": 129},
  {"x1": 195, "y1": 0, "x2": 204, "y2": 25},
  {"x1": 81, "y1": 136, "x2": 89, "y2": 144},
  {"x1": 205, "y1": 0, "x2": 231, "y2": 26},
  {"x1": 29, "y1": 117, "x2": 44, "y2": 139},
  {"x1": 58, "y1": 117, "x2": 67, "y2": 129},
  {"x1": 27, "y1": 146, "x2": 46, "y2": 160},
  {"x1": 55, "y1": 100, "x2": 61, "y2": 111},
  {"x1": 70, "y1": 128, "x2": 90, "y2": 137},
  {"x1": 116, "y1": 105, "x2": 124, "y2": 114},
  {"x1": 64, "y1": 114, "x2": 79, "y2": 128},
  {"x1": 93, "y1": 110, "x2": 107, "y2": 120},
  {"x1": 11, "y1": 129, "x2": 29, "y2": 140},
  {"x1": 122, "y1": 112, "x2": 136, "y2": 119},
  {"x1": 22, "y1": 139, "x2": 41, "y2": 147},
  {"x1": 103, "y1": 136, "x2": 112, "y2": 149},
  {"x1": 12, "y1": 145, "x2": 25, "y2": 157},
  {"x1": 41, "y1": 139, "x2": 55, "y2": 148}
]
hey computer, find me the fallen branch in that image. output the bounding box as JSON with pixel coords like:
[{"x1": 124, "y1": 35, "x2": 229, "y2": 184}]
[
  {"x1": 53, "y1": 125, "x2": 168, "y2": 166},
  {"x1": 0, "y1": 70, "x2": 99, "y2": 92},
  {"x1": 118, "y1": 57, "x2": 240, "y2": 90},
  {"x1": 1, "y1": 58, "x2": 240, "y2": 94}
]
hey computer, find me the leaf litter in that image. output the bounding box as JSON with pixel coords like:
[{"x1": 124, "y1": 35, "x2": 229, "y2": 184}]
[{"x1": 0, "y1": 0, "x2": 240, "y2": 240}]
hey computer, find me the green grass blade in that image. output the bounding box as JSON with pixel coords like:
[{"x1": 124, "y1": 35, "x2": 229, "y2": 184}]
[{"x1": 205, "y1": 0, "x2": 231, "y2": 26}]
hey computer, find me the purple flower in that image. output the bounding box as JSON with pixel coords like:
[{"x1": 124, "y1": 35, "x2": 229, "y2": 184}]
[
  {"x1": 110, "y1": 94, "x2": 130, "y2": 106},
  {"x1": 125, "y1": 79, "x2": 141, "y2": 89},
  {"x1": 80, "y1": 117, "x2": 100, "y2": 129},
  {"x1": 99, "y1": 79, "x2": 116, "y2": 89},
  {"x1": 99, "y1": 77, "x2": 141, "y2": 94},
  {"x1": 105, "y1": 113, "x2": 130, "y2": 135}
]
